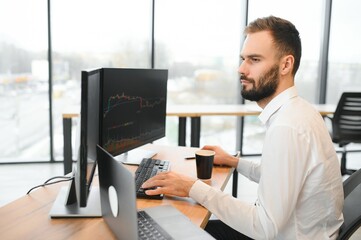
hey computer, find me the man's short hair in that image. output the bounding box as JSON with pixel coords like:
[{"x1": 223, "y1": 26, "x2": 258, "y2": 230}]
[{"x1": 245, "y1": 16, "x2": 302, "y2": 76}]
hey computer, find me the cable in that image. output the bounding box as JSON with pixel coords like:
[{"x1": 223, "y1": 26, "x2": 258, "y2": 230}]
[
  {"x1": 43, "y1": 176, "x2": 72, "y2": 184},
  {"x1": 26, "y1": 176, "x2": 74, "y2": 195},
  {"x1": 26, "y1": 177, "x2": 73, "y2": 195}
]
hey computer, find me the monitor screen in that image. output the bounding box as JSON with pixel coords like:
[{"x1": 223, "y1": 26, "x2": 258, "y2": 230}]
[{"x1": 100, "y1": 68, "x2": 168, "y2": 158}]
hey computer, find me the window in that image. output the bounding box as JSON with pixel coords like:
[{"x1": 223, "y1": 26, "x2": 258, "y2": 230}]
[
  {"x1": 327, "y1": 0, "x2": 361, "y2": 103},
  {"x1": 0, "y1": 0, "x2": 49, "y2": 162},
  {"x1": 155, "y1": 0, "x2": 242, "y2": 148},
  {"x1": 51, "y1": 0, "x2": 152, "y2": 160},
  {"x1": 2, "y1": 0, "x2": 359, "y2": 162}
]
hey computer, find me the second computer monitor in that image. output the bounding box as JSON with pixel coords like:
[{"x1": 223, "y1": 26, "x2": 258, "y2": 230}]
[{"x1": 100, "y1": 68, "x2": 168, "y2": 163}]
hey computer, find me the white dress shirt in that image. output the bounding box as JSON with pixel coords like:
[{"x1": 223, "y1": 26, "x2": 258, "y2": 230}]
[{"x1": 189, "y1": 86, "x2": 344, "y2": 239}]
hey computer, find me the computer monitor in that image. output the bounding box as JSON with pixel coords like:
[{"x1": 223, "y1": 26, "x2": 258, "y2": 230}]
[
  {"x1": 49, "y1": 69, "x2": 101, "y2": 217},
  {"x1": 49, "y1": 67, "x2": 168, "y2": 217},
  {"x1": 49, "y1": 67, "x2": 167, "y2": 217},
  {"x1": 100, "y1": 68, "x2": 168, "y2": 164}
]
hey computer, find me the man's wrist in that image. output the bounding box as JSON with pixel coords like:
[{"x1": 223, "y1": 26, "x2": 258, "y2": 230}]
[{"x1": 228, "y1": 156, "x2": 240, "y2": 168}]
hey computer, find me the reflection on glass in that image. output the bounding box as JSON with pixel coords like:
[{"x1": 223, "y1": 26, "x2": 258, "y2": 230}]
[{"x1": 0, "y1": 0, "x2": 49, "y2": 162}]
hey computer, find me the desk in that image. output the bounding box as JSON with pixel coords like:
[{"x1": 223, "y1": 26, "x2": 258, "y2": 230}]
[
  {"x1": 0, "y1": 144, "x2": 233, "y2": 239},
  {"x1": 167, "y1": 104, "x2": 262, "y2": 147}
]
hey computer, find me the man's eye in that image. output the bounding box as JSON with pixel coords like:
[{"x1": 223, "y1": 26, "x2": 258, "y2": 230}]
[{"x1": 252, "y1": 58, "x2": 260, "y2": 62}]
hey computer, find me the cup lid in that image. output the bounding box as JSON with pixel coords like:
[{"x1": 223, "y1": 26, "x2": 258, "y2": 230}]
[{"x1": 195, "y1": 150, "x2": 215, "y2": 156}]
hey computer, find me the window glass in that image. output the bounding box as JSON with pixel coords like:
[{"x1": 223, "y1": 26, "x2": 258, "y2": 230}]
[
  {"x1": 51, "y1": 0, "x2": 152, "y2": 159},
  {"x1": 327, "y1": 0, "x2": 361, "y2": 103},
  {"x1": 155, "y1": 0, "x2": 242, "y2": 148},
  {"x1": 244, "y1": 0, "x2": 324, "y2": 154},
  {"x1": 0, "y1": 0, "x2": 49, "y2": 162}
]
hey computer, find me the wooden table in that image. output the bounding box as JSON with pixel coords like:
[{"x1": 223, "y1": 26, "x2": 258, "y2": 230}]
[
  {"x1": 0, "y1": 144, "x2": 233, "y2": 239},
  {"x1": 167, "y1": 104, "x2": 262, "y2": 148}
]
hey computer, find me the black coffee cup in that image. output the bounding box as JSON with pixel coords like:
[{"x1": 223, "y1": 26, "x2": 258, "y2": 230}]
[{"x1": 195, "y1": 150, "x2": 215, "y2": 179}]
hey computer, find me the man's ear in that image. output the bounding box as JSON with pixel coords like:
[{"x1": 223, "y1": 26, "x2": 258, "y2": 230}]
[{"x1": 280, "y1": 55, "x2": 294, "y2": 75}]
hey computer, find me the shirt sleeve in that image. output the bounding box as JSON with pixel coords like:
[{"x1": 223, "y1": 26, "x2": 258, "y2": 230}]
[
  {"x1": 189, "y1": 125, "x2": 311, "y2": 239},
  {"x1": 189, "y1": 180, "x2": 268, "y2": 238},
  {"x1": 236, "y1": 158, "x2": 261, "y2": 183}
]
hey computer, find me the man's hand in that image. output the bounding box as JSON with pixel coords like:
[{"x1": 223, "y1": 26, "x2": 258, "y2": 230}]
[
  {"x1": 202, "y1": 145, "x2": 239, "y2": 168},
  {"x1": 141, "y1": 171, "x2": 196, "y2": 197}
]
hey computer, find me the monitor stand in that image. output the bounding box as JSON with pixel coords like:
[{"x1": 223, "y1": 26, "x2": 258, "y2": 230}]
[
  {"x1": 114, "y1": 148, "x2": 157, "y2": 165},
  {"x1": 49, "y1": 181, "x2": 101, "y2": 218}
]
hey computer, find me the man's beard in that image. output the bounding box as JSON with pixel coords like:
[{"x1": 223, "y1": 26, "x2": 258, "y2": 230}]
[{"x1": 241, "y1": 65, "x2": 279, "y2": 102}]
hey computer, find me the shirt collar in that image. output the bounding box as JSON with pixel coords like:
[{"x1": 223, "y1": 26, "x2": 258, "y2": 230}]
[{"x1": 258, "y1": 86, "x2": 298, "y2": 125}]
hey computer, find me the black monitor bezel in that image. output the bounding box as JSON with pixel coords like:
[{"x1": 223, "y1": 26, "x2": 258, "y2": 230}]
[{"x1": 76, "y1": 68, "x2": 101, "y2": 207}]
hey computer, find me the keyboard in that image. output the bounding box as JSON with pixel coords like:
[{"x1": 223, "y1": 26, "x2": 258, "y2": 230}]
[
  {"x1": 137, "y1": 210, "x2": 173, "y2": 240},
  {"x1": 135, "y1": 158, "x2": 170, "y2": 199}
]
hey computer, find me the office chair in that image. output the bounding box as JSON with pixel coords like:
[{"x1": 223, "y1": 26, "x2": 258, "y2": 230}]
[
  {"x1": 327, "y1": 92, "x2": 361, "y2": 175},
  {"x1": 337, "y1": 168, "x2": 361, "y2": 240}
]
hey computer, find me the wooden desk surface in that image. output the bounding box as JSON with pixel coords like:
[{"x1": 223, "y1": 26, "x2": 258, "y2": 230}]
[
  {"x1": 63, "y1": 103, "x2": 335, "y2": 118},
  {"x1": 0, "y1": 144, "x2": 233, "y2": 239}
]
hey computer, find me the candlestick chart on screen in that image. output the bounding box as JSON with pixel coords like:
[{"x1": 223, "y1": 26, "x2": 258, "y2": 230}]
[{"x1": 102, "y1": 92, "x2": 166, "y2": 155}]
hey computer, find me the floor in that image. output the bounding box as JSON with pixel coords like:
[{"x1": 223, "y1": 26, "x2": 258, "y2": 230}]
[
  {"x1": 0, "y1": 149, "x2": 360, "y2": 238},
  {"x1": 0, "y1": 162, "x2": 64, "y2": 206}
]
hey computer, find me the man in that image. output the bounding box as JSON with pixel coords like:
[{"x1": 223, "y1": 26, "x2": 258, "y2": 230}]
[{"x1": 142, "y1": 16, "x2": 344, "y2": 239}]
